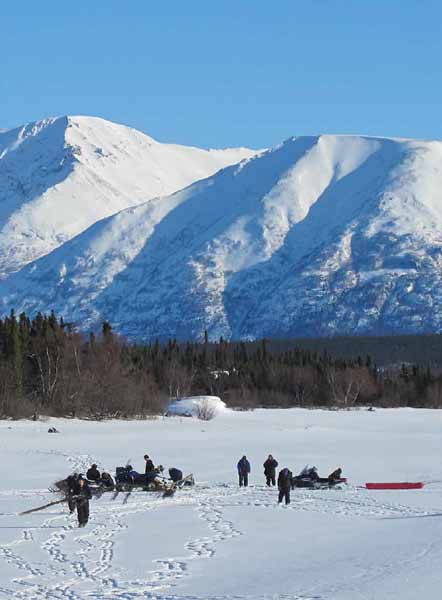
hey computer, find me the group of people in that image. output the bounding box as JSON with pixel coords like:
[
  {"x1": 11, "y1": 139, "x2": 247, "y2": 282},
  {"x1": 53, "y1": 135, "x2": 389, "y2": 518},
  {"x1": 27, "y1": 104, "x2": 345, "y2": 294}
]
[
  {"x1": 237, "y1": 455, "x2": 343, "y2": 504},
  {"x1": 86, "y1": 464, "x2": 114, "y2": 488},
  {"x1": 63, "y1": 453, "x2": 342, "y2": 527},
  {"x1": 143, "y1": 454, "x2": 182, "y2": 482},
  {"x1": 63, "y1": 455, "x2": 184, "y2": 527},
  {"x1": 119, "y1": 455, "x2": 183, "y2": 486}
]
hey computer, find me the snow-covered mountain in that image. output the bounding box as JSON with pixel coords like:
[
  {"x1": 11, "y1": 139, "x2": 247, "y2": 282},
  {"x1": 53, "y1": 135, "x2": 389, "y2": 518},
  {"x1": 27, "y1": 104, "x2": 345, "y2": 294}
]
[
  {"x1": 2, "y1": 133, "x2": 442, "y2": 340},
  {"x1": 0, "y1": 116, "x2": 256, "y2": 276}
]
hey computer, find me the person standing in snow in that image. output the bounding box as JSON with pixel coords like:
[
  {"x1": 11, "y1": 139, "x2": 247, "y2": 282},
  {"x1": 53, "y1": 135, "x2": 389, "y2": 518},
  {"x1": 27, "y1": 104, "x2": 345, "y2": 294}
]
[
  {"x1": 73, "y1": 475, "x2": 92, "y2": 527},
  {"x1": 277, "y1": 467, "x2": 292, "y2": 505},
  {"x1": 144, "y1": 454, "x2": 155, "y2": 473},
  {"x1": 263, "y1": 454, "x2": 278, "y2": 486},
  {"x1": 237, "y1": 455, "x2": 251, "y2": 487},
  {"x1": 66, "y1": 473, "x2": 79, "y2": 513}
]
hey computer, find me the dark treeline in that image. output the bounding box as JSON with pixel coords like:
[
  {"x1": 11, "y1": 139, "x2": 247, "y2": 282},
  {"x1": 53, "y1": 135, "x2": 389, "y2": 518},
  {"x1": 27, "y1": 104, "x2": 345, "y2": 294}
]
[
  {"x1": 264, "y1": 334, "x2": 442, "y2": 368},
  {"x1": 1, "y1": 310, "x2": 442, "y2": 419}
]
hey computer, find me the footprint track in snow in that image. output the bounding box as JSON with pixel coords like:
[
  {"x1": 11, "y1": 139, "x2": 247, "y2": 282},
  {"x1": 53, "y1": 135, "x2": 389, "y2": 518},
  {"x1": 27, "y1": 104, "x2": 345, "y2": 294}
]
[{"x1": 0, "y1": 479, "x2": 437, "y2": 599}]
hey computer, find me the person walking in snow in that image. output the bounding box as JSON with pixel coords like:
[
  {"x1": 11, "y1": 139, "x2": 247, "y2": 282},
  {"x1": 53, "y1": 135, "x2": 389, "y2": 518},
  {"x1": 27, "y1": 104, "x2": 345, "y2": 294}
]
[
  {"x1": 72, "y1": 475, "x2": 92, "y2": 527},
  {"x1": 277, "y1": 467, "x2": 292, "y2": 505},
  {"x1": 237, "y1": 455, "x2": 251, "y2": 487},
  {"x1": 263, "y1": 454, "x2": 278, "y2": 486}
]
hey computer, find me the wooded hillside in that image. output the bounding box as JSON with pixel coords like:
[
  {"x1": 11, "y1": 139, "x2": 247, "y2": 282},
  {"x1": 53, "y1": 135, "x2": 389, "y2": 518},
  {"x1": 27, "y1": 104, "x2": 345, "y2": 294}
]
[{"x1": 1, "y1": 311, "x2": 441, "y2": 418}]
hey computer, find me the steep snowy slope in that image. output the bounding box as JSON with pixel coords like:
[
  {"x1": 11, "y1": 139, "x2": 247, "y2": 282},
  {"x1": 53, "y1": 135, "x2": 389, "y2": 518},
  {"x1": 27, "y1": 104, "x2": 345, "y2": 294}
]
[
  {"x1": 2, "y1": 134, "x2": 442, "y2": 340},
  {"x1": 0, "y1": 116, "x2": 256, "y2": 276}
]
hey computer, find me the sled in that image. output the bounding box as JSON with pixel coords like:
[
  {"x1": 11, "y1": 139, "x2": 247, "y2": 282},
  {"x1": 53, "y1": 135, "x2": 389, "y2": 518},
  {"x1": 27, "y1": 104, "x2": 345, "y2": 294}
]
[
  {"x1": 365, "y1": 482, "x2": 424, "y2": 490},
  {"x1": 112, "y1": 473, "x2": 194, "y2": 498},
  {"x1": 162, "y1": 473, "x2": 195, "y2": 498},
  {"x1": 115, "y1": 480, "x2": 168, "y2": 492},
  {"x1": 19, "y1": 497, "x2": 69, "y2": 516}
]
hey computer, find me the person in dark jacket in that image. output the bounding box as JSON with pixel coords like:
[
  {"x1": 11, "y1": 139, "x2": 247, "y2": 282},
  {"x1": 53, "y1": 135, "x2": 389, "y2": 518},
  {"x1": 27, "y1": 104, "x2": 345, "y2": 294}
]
[
  {"x1": 144, "y1": 454, "x2": 155, "y2": 473},
  {"x1": 263, "y1": 454, "x2": 278, "y2": 486},
  {"x1": 100, "y1": 472, "x2": 114, "y2": 489},
  {"x1": 72, "y1": 475, "x2": 92, "y2": 527},
  {"x1": 299, "y1": 465, "x2": 319, "y2": 481},
  {"x1": 328, "y1": 467, "x2": 342, "y2": 481},
  {"x1": 66, "y1": 473, "x2": 78, "y2": 513},
  {"x1": 237, "y1": 456, "x2": 250, "y2": 487},
  {"x1": 277, "y1": 467, "x2": 292, "y2": 505},
  {"x1": 144, "y1": 465, "x2": 164, "y2": 485},
  {"x1": 86, "y1": 464, "x2": 100, "y2": 482},
  {"x1": 169, "y1": 468, "x2": 183, "y2": 483}
]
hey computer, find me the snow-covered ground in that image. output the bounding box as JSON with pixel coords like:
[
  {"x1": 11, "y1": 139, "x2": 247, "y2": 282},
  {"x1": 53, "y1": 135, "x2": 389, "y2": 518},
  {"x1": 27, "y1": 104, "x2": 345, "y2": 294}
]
[{"x1": 1, "y1": 408, "x2": 442, "y2": 599}]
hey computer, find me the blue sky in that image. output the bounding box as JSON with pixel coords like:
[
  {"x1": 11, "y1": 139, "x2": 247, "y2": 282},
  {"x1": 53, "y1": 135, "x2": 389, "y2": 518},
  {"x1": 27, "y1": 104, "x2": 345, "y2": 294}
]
[{"x1": 1, "y1": 1, "x2": 440, "y2": 148}]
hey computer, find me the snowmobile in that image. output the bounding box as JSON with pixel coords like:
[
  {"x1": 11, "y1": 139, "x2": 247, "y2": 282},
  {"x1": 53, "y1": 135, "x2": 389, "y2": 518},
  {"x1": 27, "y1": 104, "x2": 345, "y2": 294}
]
[
  {"x1": 114, "y1": 465, "x2": 167, "y2": 492},
  {"x1": 291, "y1": 475, "x2": 347, "y2": 489},
  {"x1": 53, "y1": 467, "x2": 194, "y2": 498},
  {"x1": 23, "y1": 470, "x2": 195, "y2": 517},
  {"x1": 291, "y1": 466, "x2": 347, "y2": 490},
  {"x1": 113, "y1": 465, "x2": 194, "y2": 494}
]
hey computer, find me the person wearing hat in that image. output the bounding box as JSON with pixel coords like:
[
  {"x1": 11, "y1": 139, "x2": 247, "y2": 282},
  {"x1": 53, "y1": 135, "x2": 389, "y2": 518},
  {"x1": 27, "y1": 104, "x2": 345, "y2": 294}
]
[
  {"x1": 144, "y1": 454, "x2": 155, "y2": 473},
  {"x1": 72, "y1": 475, "x2": 92, "y2": 527},
  {"x1": 66, "y1": 473, "x2": 79, "y2": 513},
  {"x1": 277, "y1": 467, "x2": 293, "y2": 505},
  {"x1": 237, "y1": 455, "x2": 251, "y2": 487},
  {"x1": 86, "y1": 464, "x2": 100, "y2": 482},
  {"x1": 263, "y1": 454, "x2": 279, "y2": 487}
]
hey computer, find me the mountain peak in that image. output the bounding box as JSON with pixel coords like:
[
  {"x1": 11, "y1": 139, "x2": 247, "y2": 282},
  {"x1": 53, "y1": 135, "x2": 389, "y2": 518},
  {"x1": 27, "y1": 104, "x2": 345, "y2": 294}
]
[{"x1": 0, "y1": 115, "x2": 256, "y2": 277}]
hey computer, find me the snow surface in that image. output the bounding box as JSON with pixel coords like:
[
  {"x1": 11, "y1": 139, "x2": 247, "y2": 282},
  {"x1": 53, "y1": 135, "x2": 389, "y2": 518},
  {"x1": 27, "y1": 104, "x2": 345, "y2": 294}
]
[
  {"x1": 3, "y1": 133, "x2": 442, "y2": 339},
  {"x1": 1, "y1": 408, "x2": 442, "y2": 599},
  {"x1": 0, "y1": 116, "x2": 257, "y2": 277}
]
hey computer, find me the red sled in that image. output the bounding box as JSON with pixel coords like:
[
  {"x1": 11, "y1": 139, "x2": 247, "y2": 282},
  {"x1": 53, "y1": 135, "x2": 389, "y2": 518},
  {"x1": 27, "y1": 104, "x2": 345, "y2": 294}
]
[{"x1": 365, "y1": 482, "x2": 424, "y2": 490}]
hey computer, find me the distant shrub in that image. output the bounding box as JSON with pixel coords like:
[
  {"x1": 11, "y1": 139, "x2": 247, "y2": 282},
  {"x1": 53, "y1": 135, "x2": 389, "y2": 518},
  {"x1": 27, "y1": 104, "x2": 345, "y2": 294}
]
[{"x1": 196, "y1": 399, "x2": 216, "y2": 421}]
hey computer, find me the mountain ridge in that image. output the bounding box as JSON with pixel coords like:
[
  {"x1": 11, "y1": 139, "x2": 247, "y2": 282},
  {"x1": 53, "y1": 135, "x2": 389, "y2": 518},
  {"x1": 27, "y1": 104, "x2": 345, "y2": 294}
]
[
  {"x1": 2, "y1": 132, "x2": 442, "y2": 340},
  {"x1": 0, "y1": 115, "x2": 257, "y2": 277}
]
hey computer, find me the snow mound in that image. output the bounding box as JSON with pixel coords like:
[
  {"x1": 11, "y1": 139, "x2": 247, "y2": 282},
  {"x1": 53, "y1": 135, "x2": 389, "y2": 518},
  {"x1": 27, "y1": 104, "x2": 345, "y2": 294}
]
[{"x1": 166, "y1": 396, "x2": 227, "y2": 418}]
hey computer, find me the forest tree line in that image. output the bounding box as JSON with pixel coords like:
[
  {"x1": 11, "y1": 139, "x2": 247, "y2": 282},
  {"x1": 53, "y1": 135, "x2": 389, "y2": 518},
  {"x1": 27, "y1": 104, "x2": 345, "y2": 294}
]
[{"x1": 1, "y1": 310, "x2": 442, "y2": 419}]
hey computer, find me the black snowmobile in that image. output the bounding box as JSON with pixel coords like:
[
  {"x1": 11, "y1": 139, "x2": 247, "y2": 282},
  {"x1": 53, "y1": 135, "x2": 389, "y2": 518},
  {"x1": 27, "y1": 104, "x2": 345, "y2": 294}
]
[
  {"x1": 54, "y1": 471, "x2": 115, "y2": 497},
  {"x1": 291, "y1": 466, "x2": 347, "y2": 489},
  {"x1": 114, "y1": 465, "x2": 194, "y2": 493}
]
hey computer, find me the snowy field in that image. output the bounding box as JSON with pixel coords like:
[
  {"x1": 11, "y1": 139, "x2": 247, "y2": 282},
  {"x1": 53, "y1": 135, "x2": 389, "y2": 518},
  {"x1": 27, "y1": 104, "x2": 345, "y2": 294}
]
[{"x1": 1, "y1": 408, "x2": 442, "y2": 600}]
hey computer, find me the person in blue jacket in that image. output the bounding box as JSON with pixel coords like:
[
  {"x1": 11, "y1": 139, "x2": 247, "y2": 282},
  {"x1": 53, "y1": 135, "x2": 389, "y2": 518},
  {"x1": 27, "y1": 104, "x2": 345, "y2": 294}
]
[{"x1": 237, "y1": 455, "x2": 251, "y2": 487}]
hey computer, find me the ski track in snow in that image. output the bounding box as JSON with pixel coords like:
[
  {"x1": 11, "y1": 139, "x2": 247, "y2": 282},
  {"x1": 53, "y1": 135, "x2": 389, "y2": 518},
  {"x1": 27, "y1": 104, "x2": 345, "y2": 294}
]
[{"x1": 1, "y1": 450, "x2": 441, "y2": 600}]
